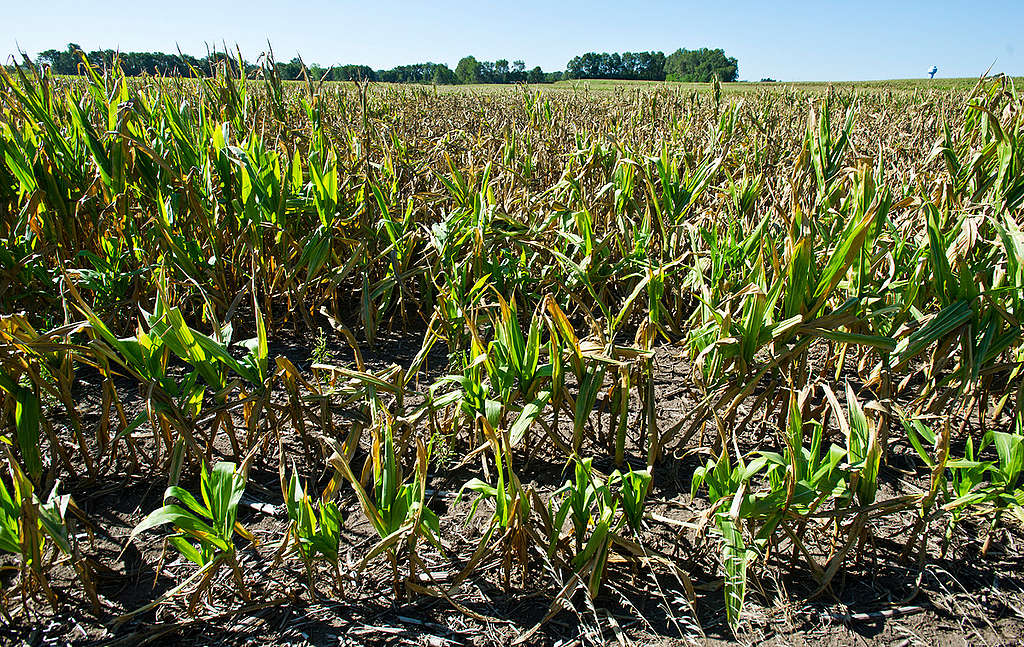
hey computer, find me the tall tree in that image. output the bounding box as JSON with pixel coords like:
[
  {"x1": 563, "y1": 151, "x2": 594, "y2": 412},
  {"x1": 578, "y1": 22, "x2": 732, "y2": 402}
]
[
  {"x1": 665, "y1": 48, "x2": 738, "y2": 82},
  {"x1": 564, "y1": 50, "x2": 666, "y2": 81},
  {"x1": 455, "y1": 56, "x2": 482, "y2": 84},
  {"x1": 494, "y1": 59, "x2": 510, "y2": 84},
  {"x1": 511, "y1": 60, "x2": 526, "y2": 83}
]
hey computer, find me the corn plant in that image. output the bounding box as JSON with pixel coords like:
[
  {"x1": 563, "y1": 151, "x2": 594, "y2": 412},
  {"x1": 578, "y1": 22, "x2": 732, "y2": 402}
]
[
  {"x1": 487, "y1": 293, "x2": 547, "y2": 403},
  {"x1": 282, "y1": 471, "x2": 344, "y2": 597},
  {"x1": 0, "y1": 450, "x2": 97, "y2": 612},
  {"x1": 691, "y1": 447, "x2": 767, "y2": 633},
  {"x1": 131, "y1": 461, "x2": 252, "y2": 610},
  {"x1": 977, "y1": 429, "x2": 1024, "y2": 554},
  {"x1": 323, "y1": 427, "x2": 439, "y2": 598},
  {"x1": 545, "y1": 459, "x2": 610, "y2": 598},
  {"x1": 541, "y1": 459, "x2": 655, "y2": 603},
  {"x1": 455, "y1": 416, "x2": 533, "y2": 589}
]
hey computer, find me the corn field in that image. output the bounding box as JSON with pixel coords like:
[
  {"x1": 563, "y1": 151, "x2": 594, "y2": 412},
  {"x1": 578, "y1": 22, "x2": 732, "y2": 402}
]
[{"x1": 1, "y1": 53, "x2": 1023, "y2": 645}]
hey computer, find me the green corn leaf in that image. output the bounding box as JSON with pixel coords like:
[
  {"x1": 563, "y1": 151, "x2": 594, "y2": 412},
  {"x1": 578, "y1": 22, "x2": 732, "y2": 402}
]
[
  {"x1": 509, "y1": 390, "x2": 551, "y2": 447},
  {"x1": 12, "y1": 386, "x2": 42, "y2": 480},
  {"x1": 719, "y1": 515, "x2": 748, "y2": 633}
]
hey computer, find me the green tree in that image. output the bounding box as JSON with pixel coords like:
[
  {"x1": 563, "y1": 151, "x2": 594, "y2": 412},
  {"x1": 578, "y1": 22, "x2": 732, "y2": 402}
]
[
  {"x1": 564, "y1": 50, "x2": 665, "y2": 80},
  {"x1": 511, "y1": 60, "x2": 526, "y2": 83},
  {"x1": 455, "y1": 56, "x2": 482, "y2": 84},
  {"x1": 432, "y1": 64, "x2": 458, "y2": 85},
  {"x1": 665, "y1": 48, "x2": 738, "y2": 82},
  {"x1": 494, "y1": 59, "x2": 510, "y2": 83}
]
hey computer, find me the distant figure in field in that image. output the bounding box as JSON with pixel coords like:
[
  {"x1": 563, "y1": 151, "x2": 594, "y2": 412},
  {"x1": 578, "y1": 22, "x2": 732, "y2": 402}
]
[{"x1": 928, "y1": 65, "x2": 938, "y2": 79}]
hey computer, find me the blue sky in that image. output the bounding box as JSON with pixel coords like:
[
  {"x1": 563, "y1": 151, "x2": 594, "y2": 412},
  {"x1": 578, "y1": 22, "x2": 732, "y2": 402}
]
[{"x1": 4, "y1": 1, "x2": 1021, "y2": 81}]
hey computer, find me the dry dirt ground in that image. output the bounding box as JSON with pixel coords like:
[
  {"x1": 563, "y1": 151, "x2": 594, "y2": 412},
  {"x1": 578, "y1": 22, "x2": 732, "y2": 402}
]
[{"x1": 2, "y1": 333, "x2": 1023, "y2": 647}]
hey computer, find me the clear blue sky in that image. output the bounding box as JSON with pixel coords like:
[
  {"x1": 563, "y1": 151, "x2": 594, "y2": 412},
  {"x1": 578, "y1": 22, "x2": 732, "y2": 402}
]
[{"x1": 4, "y1": 0, "x2": 1021, "y2": 81}]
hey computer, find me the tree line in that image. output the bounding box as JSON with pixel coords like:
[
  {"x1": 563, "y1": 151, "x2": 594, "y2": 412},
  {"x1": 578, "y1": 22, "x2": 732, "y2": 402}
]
[
  {"x1": 36, "y1": 44, "x2": 224, "y2": 77},
  {"x1": 454, "y1": 56, "x2": 562, "y2": 84},
  {"x1": 31, "y1": 44, "x2": 738, "y2": 84},
  {"x1": 32, "y1": 44, "x2": 562, "y2": 85},
  {"x1": 565, "y1": 48, "x2": 739, "y2": 82}
]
